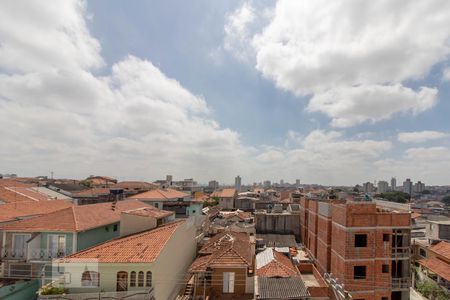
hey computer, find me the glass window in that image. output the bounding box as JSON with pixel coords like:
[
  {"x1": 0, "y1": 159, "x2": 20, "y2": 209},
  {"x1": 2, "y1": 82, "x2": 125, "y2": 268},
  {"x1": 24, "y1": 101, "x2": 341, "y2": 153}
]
[
  {"x1": 146, "y1": 271, "x2": 152, "y2": 287},
  {"x1": 138, "y1": 271, "x2": 144, "y2": 287},
  {"x1": 81, "y1": 271, "x2": 100, "y2": 287},
  {"x1": 48, "y1": 235, "x2": 66, "y2": 258},
  {"x1": 13, "y1": 234, "x2": 30, "y2": 258},
  {"x1": 130, "y1": 271, "x2": 136, "y2": 287}
]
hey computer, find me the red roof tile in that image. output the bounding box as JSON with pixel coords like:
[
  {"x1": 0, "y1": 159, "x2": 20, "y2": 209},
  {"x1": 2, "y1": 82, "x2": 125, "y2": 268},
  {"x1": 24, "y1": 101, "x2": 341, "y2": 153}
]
[
  {"x1": 419, "y1": 257, "x2": 450, "y2": 281},
  {"x1": 123, "y1": 207, "x2": 174, "y2": 219},
  {"x1": 127, "y1": 188, "x2": 188, "y2": 201},
  {"x1": 256, "y1": 249, "x2": 299, "y2": 277},
  {"x1": 0, "y1": 200, "x2": 150, "y2": 232},
  {"x1": 211, "y1": 188, "x2": 236, "y2": 198},
  {"x1": 59, "y1": 220, "x2": 184, "y2": 263},
  {"x1": 0, "y1": 200, "x2": 72, "y2": 223},
  {"x1": 0, "y1": 180, "x2": 54, "y2": 203},
  {"x1": 429, "y1": 241, "x2": 450, "y2": 261}
]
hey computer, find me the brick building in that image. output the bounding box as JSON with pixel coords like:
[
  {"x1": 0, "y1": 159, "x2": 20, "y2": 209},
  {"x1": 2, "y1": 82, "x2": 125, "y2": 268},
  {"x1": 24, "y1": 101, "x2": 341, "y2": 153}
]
[{"x1": 300, "y1": 197, "x2": 411, "y2": 300}]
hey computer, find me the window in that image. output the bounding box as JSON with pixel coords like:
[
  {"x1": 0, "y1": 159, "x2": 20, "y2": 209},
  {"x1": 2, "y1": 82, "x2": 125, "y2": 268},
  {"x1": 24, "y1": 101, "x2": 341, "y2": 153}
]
[
  {"x1": 383, "y1": 234, "x2": 390, "y2": 242},
  {"x1": 116, "y1": 271, "x2": 128, "y2": 292},
  {"x1": 419, "y1": 248, "x2": 427, "y2": 257},
  {"x1": 223, "y1": 272, "x2": 235, "y2": 293},
  {"x1": 381, "y1": 297, "x2": 388, "y2": 300},
  {"x1": 81, "y1": 271, "x2": 100, "y2": 287},
  {"x1": 382, "y1": 264, "x2": 389, "y2": 273},
  {"x1": 130, "y1": 271, "x2": 136, "y2": 287},
  {"x1": 146, "y1": 271, "x2": 152, "y2": 287},
  {"x1": 154, "y1": 203, "x2": 159, "y2": 208},
  {"x1": 48, "y1": 235, "x2": 66, "y2": 258},
  {"x1": 113, "y1": 224, "x2": 118, "y2": 232},
  {"x1": 12, "y1": 234, "x2": 31, "y2": 258},
  {"x1": 355, "y1": 234, "x2": 367, "y2": 247},
  {"x1": 354, "y1": 266, "x2": 366, "y2": 279},
  {"x1": 138, "y1": 271, "x2": 144, "y2": 287}
]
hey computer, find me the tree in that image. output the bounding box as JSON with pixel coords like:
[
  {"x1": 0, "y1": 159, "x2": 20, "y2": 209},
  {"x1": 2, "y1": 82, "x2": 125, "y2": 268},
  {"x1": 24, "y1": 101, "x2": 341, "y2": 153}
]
[{"x1": 378, "y1": 191, "x2": 410, "y2": 203}]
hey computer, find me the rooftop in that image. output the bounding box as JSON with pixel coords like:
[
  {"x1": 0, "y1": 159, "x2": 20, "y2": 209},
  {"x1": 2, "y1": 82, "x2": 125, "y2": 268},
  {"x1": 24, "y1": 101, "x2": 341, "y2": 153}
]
[
  {"x1": 211, "y1": 188, "x2": 236, "y2": 198},
  {"x1": 59, "y1": 220, "x2": 184, "y2": 263},
  {"x1": 0, "y1": 200, "x2": 150, "y2": 232},
  {"x1": 256, "y1": 277, "x2": 310, "y2": 299},
  {"x1": 429, "y1": 241, "x2": 450, "y2": 261},
  {"x1": 256, "y1": 248, "x2": 299, "y2": 277},
  {"x1": 419, "y1": 257, "x2": 450, "y2": 281},
  {"x1": 0, "y1": 200, "x2": 72, "y2": 223},
  {"x1": 127, "y1": 188, "x2": 188, "y2": 201},
  {"x1": 123, "y1": 206, "x2": 174, "y2": 219}
]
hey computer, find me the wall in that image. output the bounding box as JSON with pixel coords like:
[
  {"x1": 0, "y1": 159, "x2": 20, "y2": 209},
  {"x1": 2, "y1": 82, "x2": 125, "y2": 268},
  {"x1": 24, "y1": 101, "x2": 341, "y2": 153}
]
[
  {"x1": 77, "y1": 224, "x2": 120, "y2": 251},
  {"x1": 210, "y1": 267, "x2": 249, "y2": 296},
  {"x1": 254, "y1": 212, "x2": 300, "y2": 239},
  {"x1": 119, "y1": 213, "x2": 156, "y2": 237}
]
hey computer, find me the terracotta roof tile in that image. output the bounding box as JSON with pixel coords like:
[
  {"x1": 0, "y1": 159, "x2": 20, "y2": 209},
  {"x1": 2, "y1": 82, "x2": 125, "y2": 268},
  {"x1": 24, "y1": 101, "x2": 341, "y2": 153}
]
[
  {"x1": 419, "y1": 257, "x2": 450, "y2": 281},
  {"x1": 256, "y1": 249, "x2": 299, "y2": 277},
  {"x1": 59, "y1": 220, "x2": 184, "y2": 263},
  {"x1": 211, "y1": 188, "x2": 236, "y2": 198},
  {"x1": 0, "y1": 179, "x2": 54, "y2": 203},
  {"x1": 123, "y1": 207, "x2": 174, "y2": 219},
  {"x1": 0, "y1": 200, "x2": 150, "y2": 232},
  {"x1": 429, "y1": 241, "x2": 450, "y2": 261},
  {"x1": 0, "y1": 200, "x2": 72, "y2": 223},
  {"x1": 127, "y1": 188, "x2": 188, "y2": 201}
]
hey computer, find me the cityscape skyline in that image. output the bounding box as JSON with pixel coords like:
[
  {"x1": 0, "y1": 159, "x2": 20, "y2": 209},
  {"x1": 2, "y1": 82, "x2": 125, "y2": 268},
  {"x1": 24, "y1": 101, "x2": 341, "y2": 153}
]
[{"x1": 1, "y1": 1, "x2": 450, "y2": 185}]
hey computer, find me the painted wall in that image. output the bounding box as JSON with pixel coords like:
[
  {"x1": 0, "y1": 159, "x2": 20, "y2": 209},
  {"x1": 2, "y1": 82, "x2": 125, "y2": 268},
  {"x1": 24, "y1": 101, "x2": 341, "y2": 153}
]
[
  {"x1": 186, "y1": 203, "x2": 203, "y2": 216},
  {"x1": 76, "y1": 223, "x2": 120, "y2": 251},
  {"x1": 39, "y1": 232, "x2": 74, "y2": 255}
]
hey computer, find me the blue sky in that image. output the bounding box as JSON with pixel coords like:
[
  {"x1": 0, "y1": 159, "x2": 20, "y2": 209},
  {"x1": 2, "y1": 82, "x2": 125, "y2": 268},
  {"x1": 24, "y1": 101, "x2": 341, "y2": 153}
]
[{"x1": 1, "y1": 0, "x2": 450, "y2": 185}]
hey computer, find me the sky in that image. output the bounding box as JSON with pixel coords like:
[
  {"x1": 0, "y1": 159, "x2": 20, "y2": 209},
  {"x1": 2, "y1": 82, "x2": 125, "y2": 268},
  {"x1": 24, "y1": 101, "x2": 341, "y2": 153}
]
[{"x1": 1, "y1": 0, "x2": 450, "y2": 185}]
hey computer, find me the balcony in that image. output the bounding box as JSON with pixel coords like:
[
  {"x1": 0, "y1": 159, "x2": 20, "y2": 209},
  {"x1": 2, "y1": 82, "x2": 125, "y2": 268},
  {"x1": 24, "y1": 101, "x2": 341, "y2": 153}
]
[
  {"x1": 391, "y1": 247, "x2": 410, "y2": 258},
  {"x1": 391, "y1": 277, "x2": 411, "y2": 289},
  {"x1": 2, "y1": 248, "x2": 67, "y2": 261},
  {"x1": 38, "y1": 288, "x2": 155, "y2": 300}
]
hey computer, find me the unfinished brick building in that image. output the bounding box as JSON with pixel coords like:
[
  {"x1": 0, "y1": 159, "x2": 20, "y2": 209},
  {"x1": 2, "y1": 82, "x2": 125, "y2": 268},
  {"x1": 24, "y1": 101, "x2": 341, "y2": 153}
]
[{"x1": 300, "y1": 197, "x2": 411, "y2": 300}]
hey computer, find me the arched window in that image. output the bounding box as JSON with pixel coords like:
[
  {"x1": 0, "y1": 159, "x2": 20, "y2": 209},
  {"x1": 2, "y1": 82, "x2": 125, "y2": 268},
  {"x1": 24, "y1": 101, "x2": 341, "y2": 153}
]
[
  {"x1": 116, "y1": 271, "x2": 128, "y2": 292},
  {"x1": 81, "y1": 271, "x2": 99, "y2": 287},
  {"x1": 130, "y1": 271, "x2": 136, "y2": 287},
  {"x1": 138, "y1": 271, "x2": 144, "y2": 287},
  {"x1": 146, "y1": 271, "x2": 152, "y2": 287}
]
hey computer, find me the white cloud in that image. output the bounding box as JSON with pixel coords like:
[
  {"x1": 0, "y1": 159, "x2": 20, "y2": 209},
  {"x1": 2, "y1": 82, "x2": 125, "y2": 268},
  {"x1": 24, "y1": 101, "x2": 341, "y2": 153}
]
[
  {"x1": 307, "y1": 85, "x2": 437, "y2": 127},
  {"x1": 398, "y1": 131, "x2": 449, "y2": 143},
  {"x1": 246, "y1": 0, "x2": 450, "y2": 126},
  {"x1": 443, "y1": 68, "x2": 450, "y2": 81},
  {"x1": 223, "y1": 2, "x2": 257, "y2": 61}
]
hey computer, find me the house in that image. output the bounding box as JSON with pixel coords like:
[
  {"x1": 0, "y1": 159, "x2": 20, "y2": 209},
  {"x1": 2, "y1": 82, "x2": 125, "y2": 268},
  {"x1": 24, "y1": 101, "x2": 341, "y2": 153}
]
[
  {"x1": 0, "y1": 179, "x2": 56, "y2": 204},
  {"x1": 418, "y1": 241, "x2": 450, "y2": 291},
  {"x1": 70, "y1": 188, "x2": 120, "y2": 205},
  {"x1": 187, "y1": 231, "x2": 255, "y2": 299},
  {"x1": 255, "y1": 248, "x2": 309, "y2": 299},
  {"x1": 127, "y1": 188, "x2": 203, "y2": 217},
  {"x1": 112, "y1": 181, "x2": 158, "y2": 196},
  {"x1": 85, "y1": 176, "x2": 117, "y2": 188},
  {"x1": 47, "y1": 216, "x2": 197, "y2": 300},
  {"x1": 211, "y1": 188, "x2": 237, "y2": 210},
  {"x1": 210, "y1": 210, "x2": 255, "y2": 235},
  {"x1": 0, "y1": 200, "x2": 72, "y2": 224},
  {"x1": 0, "y1": 200, "x2": 151, "y2": 283}
]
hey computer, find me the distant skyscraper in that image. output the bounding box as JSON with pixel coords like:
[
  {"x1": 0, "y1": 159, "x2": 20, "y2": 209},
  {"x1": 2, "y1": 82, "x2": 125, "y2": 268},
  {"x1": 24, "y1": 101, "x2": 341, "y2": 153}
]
[
  {"x1": 403, "y1": 178, "x2": 413, "y2": 195},
  {"x1": 377, "y1": 181, "x2": 389, "y2": 193},
  {"x1": 280, "y1": 179, "x2": 284, "y2": 186},
  {"x1": 235, "y1": 175, "x2": 242, "y2": 192},
  {"x1": 263, "y1": 180, "x2": 271, "y2": 188},
  {"x1": 414, "y1": 181, "x2": 425, "y2": 193},
  {"x1": 208, "y1": 180, "x2": 219, "y2": 190},
  {"x1": 363, "y1": 182, "x2": 374, "y2": 194},
  {"x1": 390, "y1": 177, "x2": 397, "y2": 191},
  {"x1": 296, "y1": 179, "x2": 300, "y2": 187},
  {"x1": 166, "y1": 175, "x2": 173, "y2": 186}
]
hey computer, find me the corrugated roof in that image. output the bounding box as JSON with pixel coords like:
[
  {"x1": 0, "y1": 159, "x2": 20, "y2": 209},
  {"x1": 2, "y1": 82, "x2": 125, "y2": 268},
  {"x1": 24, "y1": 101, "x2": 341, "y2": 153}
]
[
  {"x1": 256, "y1": 277, "x2": 310, "y2": 299},
  {"x1": 59, "y1": 220, "x2": 184, "y2": 263},
  {"x1": 0, "y1": 200, "x2": 150, "y2": 232}
]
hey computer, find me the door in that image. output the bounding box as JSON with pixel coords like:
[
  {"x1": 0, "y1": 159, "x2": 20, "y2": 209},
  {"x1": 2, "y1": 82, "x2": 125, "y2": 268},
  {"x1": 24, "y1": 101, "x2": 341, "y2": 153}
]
[
  {"x1": 48, "y1": 235, "x2": 66, "y2": 258},
  {"x1": 13, "y1": 234, "x2": 31, "y2": 258},
  {"x1": 223, "y1": 272, "x2": 235, "y2": 293},
  {"x1": 116, "y1": 271, "x2": 128, "y2": 291}
]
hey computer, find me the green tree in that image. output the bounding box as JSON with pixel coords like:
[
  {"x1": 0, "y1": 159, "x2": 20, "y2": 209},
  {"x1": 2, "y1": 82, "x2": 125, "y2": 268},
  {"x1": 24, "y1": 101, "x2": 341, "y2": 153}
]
[
  {"x1": 378, "y1": 191, "x2": 410, "y2": 203},
  {"x1": 442, "y1": 195, "x2": 450, "y2": 206}
]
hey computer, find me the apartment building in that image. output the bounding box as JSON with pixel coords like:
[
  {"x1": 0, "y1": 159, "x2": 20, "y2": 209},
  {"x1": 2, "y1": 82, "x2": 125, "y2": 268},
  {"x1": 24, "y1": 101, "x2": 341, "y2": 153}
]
[{"x1": 300, "y1": 196, "x2": 411, "y2": 300}]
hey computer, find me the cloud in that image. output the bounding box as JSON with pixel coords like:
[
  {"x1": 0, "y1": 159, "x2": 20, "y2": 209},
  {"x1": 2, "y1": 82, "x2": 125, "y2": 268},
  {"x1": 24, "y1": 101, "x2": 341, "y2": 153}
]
[
  {"x1": 223, "y1": 2, "x2": 257, "y2": 61},
  {"x1": 246, "y1": 0, "x2": 450, "y2": 126},
  {"x1": 398, "y1": 131, "x2": 449, "y2": 143},
  {"x1": 307, "y1": 85, "x2": 437, "y2": 127},
  {"x1": 444, "y1": 68, "x2": 450, "y2": 81}
]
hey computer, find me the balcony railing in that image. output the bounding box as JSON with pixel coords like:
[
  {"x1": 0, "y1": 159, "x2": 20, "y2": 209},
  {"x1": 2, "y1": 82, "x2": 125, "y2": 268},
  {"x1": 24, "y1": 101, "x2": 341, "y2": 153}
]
[
  {"x1": 391, "y1": 247, "x2": 410, "y2": 258},
  {"x1": 2, "y1": 248, "x2": 67, "y2": 260},
  {"x1": 391, "y1": 277, "x2": 411, "y2": 289}
]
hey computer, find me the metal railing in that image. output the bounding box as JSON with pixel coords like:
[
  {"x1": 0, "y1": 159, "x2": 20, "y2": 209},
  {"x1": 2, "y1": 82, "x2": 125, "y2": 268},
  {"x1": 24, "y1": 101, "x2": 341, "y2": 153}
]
[
  {"x1": 391, "y1": 247, "x2": 410, "y2": 258},
  {"x1": 391, "y1": 277, "x2": 411, "y2": 289},
  {"x1": 2, "y1": 247, "x2": 67, "y2": 260}
]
